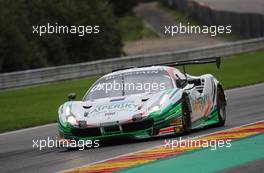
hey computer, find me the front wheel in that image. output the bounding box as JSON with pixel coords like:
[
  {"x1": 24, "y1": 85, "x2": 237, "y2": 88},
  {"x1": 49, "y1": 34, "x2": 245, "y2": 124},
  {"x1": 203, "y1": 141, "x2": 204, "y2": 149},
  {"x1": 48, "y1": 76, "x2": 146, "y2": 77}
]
[{"x1": 216, "y1": 86, "x2": 226, "y2": 126}]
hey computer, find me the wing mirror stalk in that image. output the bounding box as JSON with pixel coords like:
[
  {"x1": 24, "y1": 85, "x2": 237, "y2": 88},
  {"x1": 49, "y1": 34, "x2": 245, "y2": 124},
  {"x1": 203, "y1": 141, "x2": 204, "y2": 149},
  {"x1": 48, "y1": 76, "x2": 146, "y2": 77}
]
[{"x1": 68, "y1": 93, "x2": 76, "y2": 101}]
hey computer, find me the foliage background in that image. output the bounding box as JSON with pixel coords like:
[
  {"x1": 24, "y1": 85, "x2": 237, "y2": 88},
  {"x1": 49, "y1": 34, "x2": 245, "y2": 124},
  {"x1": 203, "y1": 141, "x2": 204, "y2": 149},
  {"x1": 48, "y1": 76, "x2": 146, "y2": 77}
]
[{"x1": 0, "y1": 0, "x2": 141, "y2": 73}]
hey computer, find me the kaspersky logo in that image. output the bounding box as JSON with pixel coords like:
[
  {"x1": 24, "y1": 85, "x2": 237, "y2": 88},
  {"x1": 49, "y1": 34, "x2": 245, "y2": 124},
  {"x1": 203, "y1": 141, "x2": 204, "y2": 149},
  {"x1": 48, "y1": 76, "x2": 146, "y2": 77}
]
[{"x1": 88, "y1": 102, "x2": 137, "y2": 114}]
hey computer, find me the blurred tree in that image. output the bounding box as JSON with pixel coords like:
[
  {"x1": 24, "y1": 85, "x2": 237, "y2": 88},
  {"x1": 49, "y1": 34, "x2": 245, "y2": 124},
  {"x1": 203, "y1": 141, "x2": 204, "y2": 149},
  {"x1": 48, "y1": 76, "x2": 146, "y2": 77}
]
[
  {"x1": 0, "y1": 0, "x2": 122, "y2": 73},
  {"x1": 110, "y1": 0, "x2": 139, "y2": 16}
]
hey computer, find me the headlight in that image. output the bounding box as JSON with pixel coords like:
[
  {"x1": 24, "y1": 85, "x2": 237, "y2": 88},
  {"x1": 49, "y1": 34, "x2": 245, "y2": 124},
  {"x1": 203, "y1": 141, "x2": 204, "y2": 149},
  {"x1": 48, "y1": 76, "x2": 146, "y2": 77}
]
[
  {"x1": 148, "y1": 94, "x2": 169, "y2": 114},
  {"x1": 148, "y1": 105, "x2": 161, "y2": 113},
  {"x1": 148, "y1": 105, "x2": 161, "y2": 114},
  {"x1": 67, "y1": 116, "x2": 77, "y2": 125},
  {"x1": 132, "y1": 113, "x2": 143, "y2": 121}
]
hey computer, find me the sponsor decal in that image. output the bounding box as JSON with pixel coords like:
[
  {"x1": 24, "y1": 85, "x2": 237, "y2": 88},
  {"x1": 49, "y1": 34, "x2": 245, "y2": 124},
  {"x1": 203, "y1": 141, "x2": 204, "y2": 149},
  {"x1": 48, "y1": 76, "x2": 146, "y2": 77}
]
[
  {"x1": 88, "y1": 101, "x2": 137, "y2": 114},
  {"x1": 191, "y1": 94, "x2": 210, "y2": 114}
]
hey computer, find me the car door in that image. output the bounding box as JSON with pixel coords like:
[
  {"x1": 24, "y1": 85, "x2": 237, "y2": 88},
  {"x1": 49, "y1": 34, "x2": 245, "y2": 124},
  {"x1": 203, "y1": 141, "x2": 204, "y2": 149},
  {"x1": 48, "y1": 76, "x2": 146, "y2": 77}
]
[{"x1": 187, "y1": 75, "x2": 214, "y2": 123}]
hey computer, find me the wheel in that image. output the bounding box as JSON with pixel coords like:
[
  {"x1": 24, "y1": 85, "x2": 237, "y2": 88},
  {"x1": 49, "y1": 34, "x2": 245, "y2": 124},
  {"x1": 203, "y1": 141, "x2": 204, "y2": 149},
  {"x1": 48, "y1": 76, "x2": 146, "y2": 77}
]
[
  {"x1": 216, "y1": 86, "x2": 226, "y2": 126},
  {"x1": 181, "y1": 94, "x2": 192, "y2": 134}
]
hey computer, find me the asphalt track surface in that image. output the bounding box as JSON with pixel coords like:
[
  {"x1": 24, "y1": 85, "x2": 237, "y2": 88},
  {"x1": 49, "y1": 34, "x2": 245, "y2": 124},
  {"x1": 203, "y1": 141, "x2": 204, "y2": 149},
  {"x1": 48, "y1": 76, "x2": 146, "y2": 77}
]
[
  {"x1": 124, "y1": 2, "x2": 225, "y2": 55},
  {"x1": 0, "y1": 83, "x2": 264, "y2": 173}
]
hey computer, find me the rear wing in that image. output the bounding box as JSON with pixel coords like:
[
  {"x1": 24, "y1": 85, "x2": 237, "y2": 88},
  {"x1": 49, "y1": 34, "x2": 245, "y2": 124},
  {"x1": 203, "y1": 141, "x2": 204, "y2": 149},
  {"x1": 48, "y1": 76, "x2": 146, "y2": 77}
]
[
  {"x1": 167, "y1": 56, "x2": 221, "y2": 74},
  {"x1": 169, "y1": 57, "x2": 221, "y2": 68},
  {"x1": 112, "y1": 57, "x2": 221, "y2": 73}
]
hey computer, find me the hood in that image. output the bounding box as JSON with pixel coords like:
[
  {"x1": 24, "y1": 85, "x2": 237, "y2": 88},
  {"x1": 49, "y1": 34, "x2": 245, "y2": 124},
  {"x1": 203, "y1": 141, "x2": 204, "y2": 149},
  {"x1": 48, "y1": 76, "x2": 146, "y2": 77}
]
[{"x1": 58, "y1": 88, "x2": 183, "y2": 127}]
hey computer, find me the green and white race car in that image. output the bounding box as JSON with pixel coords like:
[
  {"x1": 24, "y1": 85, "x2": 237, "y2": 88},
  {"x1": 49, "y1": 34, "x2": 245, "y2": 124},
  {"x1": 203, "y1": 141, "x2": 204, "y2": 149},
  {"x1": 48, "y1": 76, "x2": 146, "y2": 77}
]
[{"x1": 58, "y1": 57, "x2": 226, "y2": 142}]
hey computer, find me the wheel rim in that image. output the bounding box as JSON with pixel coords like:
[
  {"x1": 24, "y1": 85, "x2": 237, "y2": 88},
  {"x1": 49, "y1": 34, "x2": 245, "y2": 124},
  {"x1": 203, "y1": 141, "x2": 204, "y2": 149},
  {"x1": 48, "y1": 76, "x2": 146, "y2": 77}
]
[
  {"x1": 220, "y1": 102, "x2": 226, "y2": 120},
  {"x1": 218, "y1": 90, "x2": 226, "y2": 121}
]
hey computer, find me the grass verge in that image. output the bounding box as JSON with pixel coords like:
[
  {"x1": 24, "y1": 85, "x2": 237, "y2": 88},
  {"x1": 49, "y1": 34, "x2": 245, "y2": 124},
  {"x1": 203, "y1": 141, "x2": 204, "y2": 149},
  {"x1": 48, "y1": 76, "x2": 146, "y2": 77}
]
[
  {"x1": 0, "y1": 51, "x2": 264, "y2": 133},
  {"x1": 117, "y1": 15, "x2": 157, "y2": 42},
  {"x1": 182, "y1": 51, "x2": 264, "y2": 89}
]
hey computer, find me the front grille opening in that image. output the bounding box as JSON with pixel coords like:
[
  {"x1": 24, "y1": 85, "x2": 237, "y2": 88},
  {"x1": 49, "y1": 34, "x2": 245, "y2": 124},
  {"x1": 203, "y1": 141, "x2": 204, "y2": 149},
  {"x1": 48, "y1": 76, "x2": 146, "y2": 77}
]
[
  {"x1": 122, "y1": 119, "x2": 153, "y2": 133},
  {"x1": 71, "y1": 127, "x2": 101, "y2": 137},
  {"x1": 104, "y1": 125, "x2": 121, "y2": 134}
]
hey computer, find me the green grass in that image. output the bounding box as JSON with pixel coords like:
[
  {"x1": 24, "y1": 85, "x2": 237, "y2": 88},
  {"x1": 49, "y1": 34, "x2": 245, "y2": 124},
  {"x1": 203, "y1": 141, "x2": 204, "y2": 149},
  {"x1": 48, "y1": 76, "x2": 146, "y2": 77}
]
[
  {"x1": 0, "y1": 51, "x2": 264, "y2": 133},
  {"x1": 182, "y1": 51, "x2": 264, "y2": 89},
  {"x1": 117, "y1": 15, "x2": 158, "y2": 42},
  {"x1": 0, "y1": 77, "x2": 98, "y2": 133}
]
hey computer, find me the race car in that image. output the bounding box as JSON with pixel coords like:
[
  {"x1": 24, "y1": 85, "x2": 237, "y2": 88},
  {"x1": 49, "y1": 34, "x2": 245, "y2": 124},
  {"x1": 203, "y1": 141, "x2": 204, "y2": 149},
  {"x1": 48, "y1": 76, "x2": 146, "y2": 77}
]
[{"x1": 58, "y1": 57, "x2": 226, "y2": 142}]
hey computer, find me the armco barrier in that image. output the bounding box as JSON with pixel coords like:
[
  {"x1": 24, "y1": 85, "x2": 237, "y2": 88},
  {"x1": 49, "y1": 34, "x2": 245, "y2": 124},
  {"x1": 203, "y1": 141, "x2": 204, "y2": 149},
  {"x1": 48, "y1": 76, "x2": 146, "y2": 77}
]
[{"x1": 0, "y1": 37, "x2": 264, "y2": 89}]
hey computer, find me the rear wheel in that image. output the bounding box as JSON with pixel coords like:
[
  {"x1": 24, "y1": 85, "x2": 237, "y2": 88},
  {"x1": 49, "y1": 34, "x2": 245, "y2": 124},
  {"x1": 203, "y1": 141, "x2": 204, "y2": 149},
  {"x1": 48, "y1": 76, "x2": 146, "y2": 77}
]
[
  {"x1": 216, "y1": 86, "x2": 226, "y2": 126},
  {"x1": 182, "y1": 94, "x2": 192, "y2": 134}
]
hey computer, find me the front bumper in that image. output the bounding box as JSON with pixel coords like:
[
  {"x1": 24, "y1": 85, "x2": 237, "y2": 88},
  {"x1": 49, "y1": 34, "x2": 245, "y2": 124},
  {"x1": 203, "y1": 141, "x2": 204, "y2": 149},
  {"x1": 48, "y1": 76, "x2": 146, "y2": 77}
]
[
  {"x1": 58, "y1": 116, "x2": 183, "y2": 141},
  {"x1": 59, "y1": 119, "x2": 155, "y2": 141}
]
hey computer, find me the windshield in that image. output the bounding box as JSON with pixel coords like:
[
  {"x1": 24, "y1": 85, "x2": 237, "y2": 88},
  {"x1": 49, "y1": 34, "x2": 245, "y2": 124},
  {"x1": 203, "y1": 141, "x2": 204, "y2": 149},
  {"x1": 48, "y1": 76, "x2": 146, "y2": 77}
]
[{"x1": 84, "y1": 70, "x2": 173, "y2": 101}]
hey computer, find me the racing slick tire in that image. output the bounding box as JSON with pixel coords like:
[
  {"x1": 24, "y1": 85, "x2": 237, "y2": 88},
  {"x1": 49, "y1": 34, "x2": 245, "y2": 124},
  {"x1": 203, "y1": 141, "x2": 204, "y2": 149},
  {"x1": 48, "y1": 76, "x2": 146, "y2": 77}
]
[
  {"x1": 216, "y1": 86, "x2": 226, "y2": 127},
  {"x1": 181, "y1": 93, "x2": 192, "y2": 134}
]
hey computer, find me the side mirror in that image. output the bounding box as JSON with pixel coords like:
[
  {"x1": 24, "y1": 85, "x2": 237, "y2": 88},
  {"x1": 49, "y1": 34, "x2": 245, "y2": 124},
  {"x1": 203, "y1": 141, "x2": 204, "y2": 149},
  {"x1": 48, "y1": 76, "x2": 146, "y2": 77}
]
[{"x1": 68, "y1": 93, "x2": 76, "y2": 101}]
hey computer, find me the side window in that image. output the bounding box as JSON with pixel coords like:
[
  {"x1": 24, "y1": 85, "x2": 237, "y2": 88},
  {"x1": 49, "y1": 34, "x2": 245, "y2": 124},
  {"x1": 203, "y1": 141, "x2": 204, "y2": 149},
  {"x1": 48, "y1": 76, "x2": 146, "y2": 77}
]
[{"x1": 174, "y1": 70, "x2": 187, "y2": 88}]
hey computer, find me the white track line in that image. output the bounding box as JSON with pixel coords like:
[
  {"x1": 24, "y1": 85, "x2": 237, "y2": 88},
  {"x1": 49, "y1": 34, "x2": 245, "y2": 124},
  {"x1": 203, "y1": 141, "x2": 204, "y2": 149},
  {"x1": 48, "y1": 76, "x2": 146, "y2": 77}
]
[
  {"x1": 58, "y1": 119, "x2": 264, "y2": 173},
  {"x1": 0, "y1": 123, "x2": 56, "y2": 137}
]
